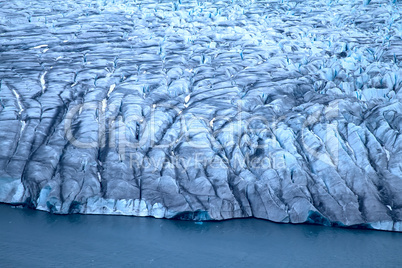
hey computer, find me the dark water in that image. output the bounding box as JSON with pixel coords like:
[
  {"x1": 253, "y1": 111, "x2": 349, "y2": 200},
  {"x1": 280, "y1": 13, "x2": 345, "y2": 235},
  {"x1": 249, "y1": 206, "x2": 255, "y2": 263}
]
[{"x1": 0, "y1": 204, "x2": 401, "y2": 267}]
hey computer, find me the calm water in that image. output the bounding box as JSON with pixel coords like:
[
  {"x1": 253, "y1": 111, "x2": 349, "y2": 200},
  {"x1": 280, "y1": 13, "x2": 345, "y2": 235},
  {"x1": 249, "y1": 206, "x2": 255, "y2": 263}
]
[{"x1": 0, "y1": 204, "x2": 401, "y2": 267}]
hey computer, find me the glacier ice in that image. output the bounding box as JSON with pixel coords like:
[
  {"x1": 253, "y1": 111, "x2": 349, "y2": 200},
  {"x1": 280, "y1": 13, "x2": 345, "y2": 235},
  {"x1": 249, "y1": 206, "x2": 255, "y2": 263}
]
[{"x1": 1, "y1": 0, "x2": 402, "y2": 231}]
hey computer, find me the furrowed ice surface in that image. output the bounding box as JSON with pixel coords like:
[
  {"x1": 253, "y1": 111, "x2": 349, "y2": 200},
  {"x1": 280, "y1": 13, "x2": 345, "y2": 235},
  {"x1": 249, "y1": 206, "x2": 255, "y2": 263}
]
[{"x1": 0, "y1": 0, "x2": 402, "y2": 231}]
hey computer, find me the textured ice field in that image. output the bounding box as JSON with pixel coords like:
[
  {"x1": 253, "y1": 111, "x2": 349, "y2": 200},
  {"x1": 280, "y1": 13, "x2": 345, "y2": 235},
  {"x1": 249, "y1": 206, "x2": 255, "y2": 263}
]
[{"x1": 1, "y1": 0, "x2": 402, "y2": 231}]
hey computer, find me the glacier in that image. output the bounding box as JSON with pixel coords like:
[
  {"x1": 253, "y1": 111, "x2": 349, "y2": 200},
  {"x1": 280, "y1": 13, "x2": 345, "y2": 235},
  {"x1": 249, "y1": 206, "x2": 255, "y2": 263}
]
[{"x1": 0, "y1": 0, "x2": 402, "y2": 231}]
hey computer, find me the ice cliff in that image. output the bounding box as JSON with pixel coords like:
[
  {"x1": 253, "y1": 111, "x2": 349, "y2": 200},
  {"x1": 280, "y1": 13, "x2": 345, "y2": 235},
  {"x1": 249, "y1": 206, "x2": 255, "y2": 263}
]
[{"x1": 1, "y1": 0, "x2": 402, "y2": 231}]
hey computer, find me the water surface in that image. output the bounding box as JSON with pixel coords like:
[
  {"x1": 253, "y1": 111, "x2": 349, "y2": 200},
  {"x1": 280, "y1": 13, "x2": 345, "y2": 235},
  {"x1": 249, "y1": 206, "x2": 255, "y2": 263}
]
[{"x1": 0, "y1": 204, "x2": 401, "y2": 267}]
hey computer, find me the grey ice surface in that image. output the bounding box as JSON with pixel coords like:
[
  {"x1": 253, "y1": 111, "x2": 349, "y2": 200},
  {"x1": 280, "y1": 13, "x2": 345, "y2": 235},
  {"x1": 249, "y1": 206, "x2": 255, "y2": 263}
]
[{"x1": 1, "y1": 0, "x2": 402, "y2": 231}]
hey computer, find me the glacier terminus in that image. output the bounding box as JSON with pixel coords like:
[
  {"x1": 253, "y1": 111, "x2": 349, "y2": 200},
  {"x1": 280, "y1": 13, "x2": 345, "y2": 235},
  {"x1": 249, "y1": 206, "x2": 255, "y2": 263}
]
[{"x1": 1, "y1": 0, "x2": 402, "y2": 232}]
